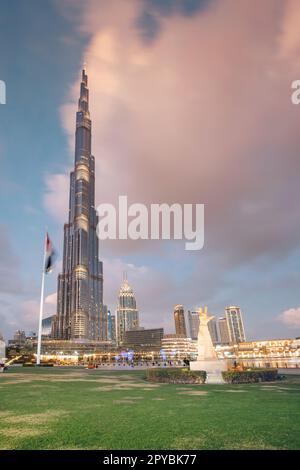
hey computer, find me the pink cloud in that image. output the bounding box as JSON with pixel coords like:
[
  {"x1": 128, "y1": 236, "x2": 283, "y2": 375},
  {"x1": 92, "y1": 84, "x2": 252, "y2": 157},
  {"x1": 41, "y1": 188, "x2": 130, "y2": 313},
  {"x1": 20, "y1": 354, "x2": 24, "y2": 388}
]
[
  {"x1": 49, "y1": 0, "x2": 300, "y2": 262},
  {"x1": 279, "y1": 307, "x2": 300, "y2": 327},
  {"x1": 43, "y1": 0, "x2": 300, "y2": 339}
]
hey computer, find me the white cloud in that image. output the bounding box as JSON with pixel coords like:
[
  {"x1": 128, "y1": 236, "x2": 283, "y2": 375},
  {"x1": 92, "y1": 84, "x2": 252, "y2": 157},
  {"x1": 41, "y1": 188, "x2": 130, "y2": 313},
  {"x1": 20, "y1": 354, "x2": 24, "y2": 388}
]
[
  {"x1": 279, "y1": 307, "x2": 300, "y2": 328},
  {"x1": 43, "y1": 173, "x2": 69, "y2": 224}
]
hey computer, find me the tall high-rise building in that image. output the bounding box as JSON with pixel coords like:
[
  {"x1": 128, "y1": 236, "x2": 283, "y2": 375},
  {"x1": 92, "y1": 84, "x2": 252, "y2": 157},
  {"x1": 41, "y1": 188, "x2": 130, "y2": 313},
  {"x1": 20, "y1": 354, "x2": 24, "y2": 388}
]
[
  {"x1": 174, "y1": 305, "x2": 187, "y2": 337},
  {"x1": 107, "y1": 309, "x2": 116, "y2": 342},
  {"x1": 225, "y1": 306, "x2": 246, "y2": 344},
  {"x1": 188, "y1": 307, "x2": 218, "y2": 344},
  {"x1": 52, "y1": 69, "x2": 104, "y2": 341},
  {"x1": 218, "y1": 317, "x2": 231, "y2": 345},
  {"x1": 208, "y1": 317, "x2": 219, "y2": 345},
  {"x1": 102, "y1": 305, "x2": 108, "y2": 342},
  {"x1": 116, "y1": 277, "x2": 139, "y2": 344},
  {"x1": 188, "y1": 310, "x2": 199, "y2": 340},
  {"x1": 42, "y1": 315, "x2": 55, "y2": 338}
]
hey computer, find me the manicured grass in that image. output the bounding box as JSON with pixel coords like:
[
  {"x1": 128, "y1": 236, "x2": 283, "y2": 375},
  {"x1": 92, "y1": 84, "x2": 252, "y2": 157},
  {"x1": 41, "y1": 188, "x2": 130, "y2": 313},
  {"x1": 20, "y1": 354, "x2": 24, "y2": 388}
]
[{"x1": 0, "y1": 367, "x2": 299, "y2": 450}]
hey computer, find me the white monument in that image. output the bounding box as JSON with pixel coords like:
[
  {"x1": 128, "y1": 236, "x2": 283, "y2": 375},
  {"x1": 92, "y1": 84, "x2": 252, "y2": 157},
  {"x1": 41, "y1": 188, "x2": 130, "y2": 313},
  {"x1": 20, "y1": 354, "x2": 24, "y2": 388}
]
[{"x1": 190, "y1": 306, "x2": 227, "y2": 384}]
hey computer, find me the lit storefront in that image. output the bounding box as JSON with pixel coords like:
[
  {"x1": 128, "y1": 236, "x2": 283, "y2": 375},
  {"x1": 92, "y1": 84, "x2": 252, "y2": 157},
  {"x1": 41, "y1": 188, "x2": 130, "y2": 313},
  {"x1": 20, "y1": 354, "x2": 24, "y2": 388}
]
[{"x1": 216, "y1": 338, "x2": 300, "y2": 368}]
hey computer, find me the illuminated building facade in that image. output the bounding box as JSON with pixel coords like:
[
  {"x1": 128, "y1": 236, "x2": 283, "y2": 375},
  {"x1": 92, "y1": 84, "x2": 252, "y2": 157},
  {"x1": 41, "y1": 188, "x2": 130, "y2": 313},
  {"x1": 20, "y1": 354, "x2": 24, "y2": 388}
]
[
  {"x1": 216, "y1": 338, "x2": 300, "y2": 368},
  {"x1": 174, "y1": 305, "x2": 187, "y2": 337},
  {"x1": 52, "y1": 69, "x2": 104, "y2": 341},
  {"x1": 116, "y1": 277, "x2": 139, "y2": 344},
  {"x1": 161, "y1": 334, "x2": 197, "y2": 360}
]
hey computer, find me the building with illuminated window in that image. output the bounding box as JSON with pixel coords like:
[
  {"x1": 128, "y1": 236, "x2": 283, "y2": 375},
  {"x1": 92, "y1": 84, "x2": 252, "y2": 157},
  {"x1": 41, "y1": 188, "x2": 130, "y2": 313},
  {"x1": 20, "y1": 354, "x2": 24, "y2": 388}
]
[
  {"x1": 215, "y1": 338, "x2": 300, "y2": 368},
  {"x1": 116, "y1": 277, "x2": 139, "y2": 344},
  {"x1": 52, "y1": 69, "x2": 105, "y2": 341},
  {"x1": 161, "y1": 334, "x2": 197, "y2": 360}
]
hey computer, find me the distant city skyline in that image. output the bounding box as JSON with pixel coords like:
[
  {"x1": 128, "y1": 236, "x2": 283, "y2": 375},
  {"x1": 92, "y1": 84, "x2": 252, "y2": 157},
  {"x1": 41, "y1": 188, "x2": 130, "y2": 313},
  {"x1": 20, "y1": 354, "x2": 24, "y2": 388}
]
[{"x1": 1, "y1": 0, "x2": 300, "y2": 341}]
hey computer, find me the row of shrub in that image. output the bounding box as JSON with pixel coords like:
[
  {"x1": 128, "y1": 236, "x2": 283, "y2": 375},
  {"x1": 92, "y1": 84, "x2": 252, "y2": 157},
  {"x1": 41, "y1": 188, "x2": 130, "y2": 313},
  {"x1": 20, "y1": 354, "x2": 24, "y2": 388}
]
[
  {"x1": 23, "y1": 362, "x2": 54, "y2": 367},
  {"x1": 222, "y1": 368, "x2": 278, "y2": 384},
  {"x1": 146, "y1": 367, "x2": 279, "y2": 384},
  {"x1": 146, "y1": 368, "x2": 206, "y2": 384}
]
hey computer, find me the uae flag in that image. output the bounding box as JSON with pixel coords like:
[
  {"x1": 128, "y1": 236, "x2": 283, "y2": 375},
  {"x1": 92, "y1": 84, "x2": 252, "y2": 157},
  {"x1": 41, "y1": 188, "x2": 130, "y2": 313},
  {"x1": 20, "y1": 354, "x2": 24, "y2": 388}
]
[{"x1": 44, "y1": 233, "x2": 56, "y2": 274}]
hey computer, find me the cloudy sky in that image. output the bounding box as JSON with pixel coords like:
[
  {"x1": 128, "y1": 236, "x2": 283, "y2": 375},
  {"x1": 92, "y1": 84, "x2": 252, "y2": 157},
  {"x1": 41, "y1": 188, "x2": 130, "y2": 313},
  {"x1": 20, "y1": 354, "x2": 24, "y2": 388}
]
[{"x1": 1, "y1": 0, "x2": 300, "y2": 341}]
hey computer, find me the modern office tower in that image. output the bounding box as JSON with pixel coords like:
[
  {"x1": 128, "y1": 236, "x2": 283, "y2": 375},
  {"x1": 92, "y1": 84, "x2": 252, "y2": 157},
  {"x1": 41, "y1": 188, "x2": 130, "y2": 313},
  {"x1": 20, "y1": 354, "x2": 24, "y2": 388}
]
[
  {"x1": 208, "y1": 317, "x2": 219, "y2": 345},
  {"x1": 116, "y1": 277, "x2": 139, "y2": 344},
  {"x1": 123, "y1": 328, "x2": 164, "y2": 352},
  {"x1": 188, "y1": 308, "x2": 218, "y2": 344},
  {"x1": 101, "y1": 305, "x2": 108, "y2": 342},
  {"x1": 225, "y1": 306, "x2": 246, "y2": 344},
  {"x1": 188, "y1": 310, "x2": 199, "y2": 340},
  {"x1": 42, "y1": 316, "x2": 55, "y2": 338},
  {"x1": 107, "y1": 309, "x2": 116, "y2": 342},
  {"x1": 52, "y1": 69, "x2": 104, "y2": 341},
  {"x1": 218, "y1": 317, "x2": 231, "y2": 345},
  {"x1": 174, "y1": 305, "x2": 187, "y2": 337}
]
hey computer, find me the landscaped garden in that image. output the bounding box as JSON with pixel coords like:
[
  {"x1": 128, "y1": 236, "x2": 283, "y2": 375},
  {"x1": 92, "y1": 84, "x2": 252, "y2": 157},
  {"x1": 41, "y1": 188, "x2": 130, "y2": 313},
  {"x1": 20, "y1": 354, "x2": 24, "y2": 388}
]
[{"x1": 0, "y1": 367, "x2": 299, "y2": 450}]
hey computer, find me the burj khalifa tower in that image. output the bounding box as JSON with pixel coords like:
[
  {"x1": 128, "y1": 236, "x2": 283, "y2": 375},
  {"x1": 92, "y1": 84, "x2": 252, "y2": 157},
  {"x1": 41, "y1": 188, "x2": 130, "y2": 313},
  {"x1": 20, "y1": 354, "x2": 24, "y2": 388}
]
[{"x1": 52, "y1": 69, "x2": 105, "y2": 341}]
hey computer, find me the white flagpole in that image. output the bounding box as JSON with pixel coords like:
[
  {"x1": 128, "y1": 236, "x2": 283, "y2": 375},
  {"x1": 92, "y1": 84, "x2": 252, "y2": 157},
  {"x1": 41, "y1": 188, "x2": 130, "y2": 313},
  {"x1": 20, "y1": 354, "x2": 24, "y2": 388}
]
[{"x1": 36, "y1": 233, "x2": 47, "y2": 366}]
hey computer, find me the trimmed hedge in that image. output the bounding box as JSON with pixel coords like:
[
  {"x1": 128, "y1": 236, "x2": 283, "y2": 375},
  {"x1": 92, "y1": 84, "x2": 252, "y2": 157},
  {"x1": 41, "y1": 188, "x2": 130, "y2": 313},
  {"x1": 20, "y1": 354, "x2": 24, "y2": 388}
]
[
  {"x1": 23, "y1": 362, "x2": 54, "y2": 367},
  {"x1": 146, "y1": 367, "x2": 206, "y2": 384},
  {"x1": 222, "y1": 368, "x2": 278, "y2": 384}
]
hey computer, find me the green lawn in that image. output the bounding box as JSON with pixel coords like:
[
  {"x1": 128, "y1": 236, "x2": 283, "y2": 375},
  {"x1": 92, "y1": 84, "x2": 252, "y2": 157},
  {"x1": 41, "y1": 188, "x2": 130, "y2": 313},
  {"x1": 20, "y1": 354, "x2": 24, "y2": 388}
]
[{"x1": 0, "y1": 367, "x2": 299, "y2": 450}]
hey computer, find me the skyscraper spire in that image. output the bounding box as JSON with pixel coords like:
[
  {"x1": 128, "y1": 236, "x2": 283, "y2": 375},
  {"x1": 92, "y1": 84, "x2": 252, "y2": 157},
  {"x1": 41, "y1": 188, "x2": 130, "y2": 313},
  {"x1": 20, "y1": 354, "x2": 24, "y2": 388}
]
[
  {"x1": 78, "y1": 68, "x2": 89, "y2": 114},
  {"x1": 52, "y1": 69, "x2": 105, "y2": 341}
]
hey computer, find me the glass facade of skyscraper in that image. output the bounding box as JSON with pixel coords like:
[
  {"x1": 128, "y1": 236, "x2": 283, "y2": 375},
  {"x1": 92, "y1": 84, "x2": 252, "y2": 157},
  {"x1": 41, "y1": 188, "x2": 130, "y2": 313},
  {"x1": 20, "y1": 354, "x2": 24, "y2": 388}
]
[{"x1": 52, "y1": 70, "x2": 105, "y2": 341}]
